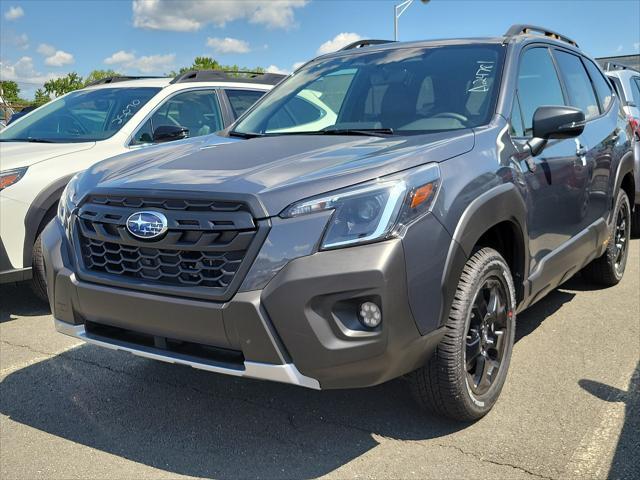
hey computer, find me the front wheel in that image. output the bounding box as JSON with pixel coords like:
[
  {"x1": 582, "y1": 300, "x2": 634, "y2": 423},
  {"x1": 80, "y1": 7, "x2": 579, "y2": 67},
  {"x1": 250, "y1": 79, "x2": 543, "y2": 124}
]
[
  {"x1": 409, "y1": 247, "x2": 516, "y2": 421},
  {"x1": 581, "y1": 189, "x2": 631, "y2": 287}
]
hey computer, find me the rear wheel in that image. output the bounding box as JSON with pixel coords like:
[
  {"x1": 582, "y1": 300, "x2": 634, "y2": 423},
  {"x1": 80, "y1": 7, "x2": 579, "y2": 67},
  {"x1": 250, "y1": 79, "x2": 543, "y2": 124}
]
[
  {"x1": 409, "y1": 247, "x2": 516, "y2": 421},
  {"x1": 631, "y1": 204, "x2": 640, "y2": 238},
  {"x1": 581, "y1": 189, "x2": 631, "y2": 287}
]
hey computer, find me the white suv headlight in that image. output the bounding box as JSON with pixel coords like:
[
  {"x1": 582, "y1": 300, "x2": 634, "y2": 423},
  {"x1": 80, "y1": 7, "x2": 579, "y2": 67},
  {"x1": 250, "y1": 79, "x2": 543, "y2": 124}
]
[{"x1": 280, "y1": 163, "x2": 440, "y2": 249}]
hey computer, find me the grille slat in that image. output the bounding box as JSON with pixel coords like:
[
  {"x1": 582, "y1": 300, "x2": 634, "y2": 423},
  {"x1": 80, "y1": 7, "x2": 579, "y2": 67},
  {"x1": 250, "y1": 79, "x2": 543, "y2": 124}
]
[{"x1": 76, "y1": 194, "x2": 259, "y2": 294}]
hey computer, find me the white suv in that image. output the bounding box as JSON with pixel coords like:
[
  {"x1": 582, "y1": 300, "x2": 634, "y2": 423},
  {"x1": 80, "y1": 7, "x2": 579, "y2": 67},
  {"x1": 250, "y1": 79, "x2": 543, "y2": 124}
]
[{"x1": 0, "y1": 70, "x2": 283, "y2": 299}]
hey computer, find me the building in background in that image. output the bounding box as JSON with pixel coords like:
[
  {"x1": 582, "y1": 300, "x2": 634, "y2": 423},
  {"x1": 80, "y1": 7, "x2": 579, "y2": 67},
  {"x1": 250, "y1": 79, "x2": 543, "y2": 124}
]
[{"x1": 596, "y1": 54, "x2": 640, "y2": 71}]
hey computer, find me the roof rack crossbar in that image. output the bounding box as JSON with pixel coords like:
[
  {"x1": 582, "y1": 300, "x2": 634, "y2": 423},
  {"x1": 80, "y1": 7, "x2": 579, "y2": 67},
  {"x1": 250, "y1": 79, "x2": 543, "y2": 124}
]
[
  {"x1": 505, "y1": 24, "x2": 579, "y2": 48},
  {"x1": 85, "y1": 76, "x2": 165, "y2": 87},
  {"x1": 340, "y1": 39, "x2": 395, "y2": 51},
  {"x1": 170, "y1": 70, "x2": 286, "y2": 86}
]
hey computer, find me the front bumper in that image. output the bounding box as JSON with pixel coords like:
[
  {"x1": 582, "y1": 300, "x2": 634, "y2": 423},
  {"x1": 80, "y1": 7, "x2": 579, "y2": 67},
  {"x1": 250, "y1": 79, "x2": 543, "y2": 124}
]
[{"x1": 43, "y1": 216, "x2": 445, "y2": 390}]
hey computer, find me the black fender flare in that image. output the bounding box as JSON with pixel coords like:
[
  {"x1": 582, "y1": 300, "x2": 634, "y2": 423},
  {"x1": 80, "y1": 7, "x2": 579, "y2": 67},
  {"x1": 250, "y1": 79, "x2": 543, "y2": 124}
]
[
  {"x1": 22, "y1": 173, "x2": 75, "y2": 267},
  {"x1": 439, "y1": 183, "x2": 529, "y2": 325},
  {"x1": 610, "y1": 150, "x2": 635, "y2": 220}
]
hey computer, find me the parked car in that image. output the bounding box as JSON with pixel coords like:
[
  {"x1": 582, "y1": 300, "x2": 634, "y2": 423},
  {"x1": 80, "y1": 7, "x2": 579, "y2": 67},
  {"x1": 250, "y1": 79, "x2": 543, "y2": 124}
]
[
  {"x1": 43, "y1": 25, "x2": 634, "y2": 421},
  {"x1": 7, "y1": 105, "x2": 37, "y2": 125},
  {"x1": 0, "y1": 70, "x2": 284, "y2": 299},
  {"x1": 602, "y1": 62, "x2": 640, "y2": 235}
]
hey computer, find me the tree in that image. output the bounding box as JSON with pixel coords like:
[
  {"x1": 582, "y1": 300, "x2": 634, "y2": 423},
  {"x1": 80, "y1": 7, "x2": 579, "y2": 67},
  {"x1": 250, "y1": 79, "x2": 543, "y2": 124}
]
[
  {"x1": 171, "y1": 57, "x2": 266, "y2": 77},
  {"x1": 44, "y1": 72, "x2": 84, "y2": 97},
  {"x1": 83, "y1": 69, "x2": 121, "y2": 86},
  {"x1": 0, "y1": 81, "x2": 20, "y2": 103},
  {"x1": 33, "y1": 89, "x2": 51, "y2": 106}
]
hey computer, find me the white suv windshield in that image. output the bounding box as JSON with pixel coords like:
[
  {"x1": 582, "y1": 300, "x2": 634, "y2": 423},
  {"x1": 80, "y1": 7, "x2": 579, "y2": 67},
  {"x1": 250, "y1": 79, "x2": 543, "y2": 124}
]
[
  {"x1": 234, "y1": 44, "x2": 504, "y2": 136},
  {"x1": 0, "y1": 87, "x2": 160, "y2": 143}
]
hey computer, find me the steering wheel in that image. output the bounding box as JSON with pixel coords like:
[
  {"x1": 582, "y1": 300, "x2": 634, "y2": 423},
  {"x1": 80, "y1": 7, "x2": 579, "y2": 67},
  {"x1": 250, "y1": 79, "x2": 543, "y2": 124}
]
[
  {"x1": 432, "y1": 112, "x2": 469, "y2": 124},
  {"x1": 57, "y1": 114, "x2": 87, "y2": 136}
]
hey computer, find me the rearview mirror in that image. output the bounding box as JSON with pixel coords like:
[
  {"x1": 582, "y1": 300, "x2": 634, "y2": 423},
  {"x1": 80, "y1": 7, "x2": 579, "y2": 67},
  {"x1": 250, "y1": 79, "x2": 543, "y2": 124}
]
[
  {"x1": 152, "y1": 125, "x2": 189, "y2": 143},
  {"x1": 526, "y1": 106, "x2": 585, "y2": 156}
]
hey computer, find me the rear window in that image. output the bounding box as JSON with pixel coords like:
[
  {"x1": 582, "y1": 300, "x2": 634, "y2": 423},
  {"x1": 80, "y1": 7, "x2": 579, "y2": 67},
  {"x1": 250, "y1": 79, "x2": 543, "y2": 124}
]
[
  {"x1": 225, "y1": 89, "x2": 266, "y2": 118},
  {"x1": 554, "y1": 50, "x2": 599, "y2": 120}
]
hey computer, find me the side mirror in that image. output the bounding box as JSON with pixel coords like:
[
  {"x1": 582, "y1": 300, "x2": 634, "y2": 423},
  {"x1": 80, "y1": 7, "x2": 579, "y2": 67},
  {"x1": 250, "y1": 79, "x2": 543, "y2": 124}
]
[
  {"x1": 152, "y1": 125, "x2": 189, "y2": 143},
  {"x1": 526, "y1": 106, "x2": 585, "y2": 156}
]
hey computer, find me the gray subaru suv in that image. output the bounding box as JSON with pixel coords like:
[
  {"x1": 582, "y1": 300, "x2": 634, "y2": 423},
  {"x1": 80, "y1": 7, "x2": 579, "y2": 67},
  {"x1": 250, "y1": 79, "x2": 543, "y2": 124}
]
[{"x1": 43, "y1": 25, "x2": 635, "y2": 421}]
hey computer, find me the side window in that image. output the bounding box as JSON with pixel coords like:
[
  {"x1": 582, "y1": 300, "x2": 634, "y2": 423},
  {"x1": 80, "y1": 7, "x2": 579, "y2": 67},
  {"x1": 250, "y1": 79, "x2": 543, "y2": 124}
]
[
  {"x1": 631, "y1": 77, "x2": 640, "y2": 105},
  {"x1": 554, "y1": 50, "x2": 599, "y2": 120},
  {"x1": 582, "y1": 59, "x2": 613, "y2": 112},
  {"x1": 225, "y1": 89, "x2": 265, "y2": 118},
  {"x1": 131, "y1": 89, "x2": 222, "y2": 145},
  {"x1": 516, "y1": 48, "x2": 565, "y2": 136}
]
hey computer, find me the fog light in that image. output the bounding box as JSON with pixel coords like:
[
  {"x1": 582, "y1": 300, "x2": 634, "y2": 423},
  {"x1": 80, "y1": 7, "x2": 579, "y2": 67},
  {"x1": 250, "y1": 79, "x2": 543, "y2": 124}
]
[{"x1": 359, "y1": 302, "x2": 382, "y2": 328}]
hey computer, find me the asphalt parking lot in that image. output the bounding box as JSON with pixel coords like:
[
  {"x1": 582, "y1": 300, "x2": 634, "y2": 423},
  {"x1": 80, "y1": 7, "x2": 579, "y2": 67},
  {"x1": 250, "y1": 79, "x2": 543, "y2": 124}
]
[{"x1": 1, "y1": 241, "x2": 638, "y2": 480}]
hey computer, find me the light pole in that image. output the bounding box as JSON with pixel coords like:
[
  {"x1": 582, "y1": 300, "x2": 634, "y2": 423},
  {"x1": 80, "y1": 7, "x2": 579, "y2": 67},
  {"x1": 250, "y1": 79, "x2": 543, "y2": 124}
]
[{"x1": 394, "y1": 0, "x2": 430, "y2": 41}]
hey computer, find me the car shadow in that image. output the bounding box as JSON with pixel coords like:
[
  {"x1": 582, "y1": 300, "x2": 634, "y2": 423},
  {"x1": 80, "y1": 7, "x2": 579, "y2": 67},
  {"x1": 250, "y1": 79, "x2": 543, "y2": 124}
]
[
  {"x1": 0, "y1": 344, "x2": 468, "y2": 479},
  {"x1": 578, "y1": 361, "x2": 639, "y2": 480},
  {"x1": 0, "y1": 282, "x2": 50, "y2": 323},
  {"x1": 0, "y1": 279, "x2": 588, "y2": 478}
]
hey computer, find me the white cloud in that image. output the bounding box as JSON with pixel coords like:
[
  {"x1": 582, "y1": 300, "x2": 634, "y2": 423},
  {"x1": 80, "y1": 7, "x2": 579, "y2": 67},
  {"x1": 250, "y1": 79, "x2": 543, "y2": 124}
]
[
  {"x1": 132, "y1": 0, "x2": 307, "y2": 31},
  {"x1": 36, "y1": 43, "x2": 56, "y2": 56},
  {"x1": 292, "y1": 61, "x2": 305, "y2": 71},
  {"x1": 634, "y1": 42, "x2": 640, "y2": 51},
  {"x1": 103, "y1": 50, "x2": 175, "y2": 74},
  {"x1": 0, "y1": 56, "x2": 61, "y2": 92},
  {"x1": 206, "y1": 37, "x2": 250, "y2": 54},
  {"x1": 104, "y1": 50, "x2": 136, "y2": 65},
  {"x1": 616, "y1": 44, "x2": 624, "y2": 53},
  {"x1": 45, "y1": 50, "x2": 74, "y2": 67},
  {"x1": 1, "y1": 30, "x2": 29, "y2": 50},
  {"x1": 4, "y1": 6, "x2": 24, "y2": 21},
  {"x1": 35, "y1": 43, "x2": 75, "y2": 67},
  {"x1": 317, "y1": 32, "x2": 362, "y2": 55},
  {"x1": 266, "y1": 65, "x2": 289, "y2": 75}
]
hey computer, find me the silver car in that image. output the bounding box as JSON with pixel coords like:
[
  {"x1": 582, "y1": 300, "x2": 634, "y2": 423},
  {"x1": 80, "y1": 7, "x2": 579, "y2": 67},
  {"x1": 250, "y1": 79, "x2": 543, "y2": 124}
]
[{"x1": 604, "y1": 63, "x2": 640, "y2": 234}]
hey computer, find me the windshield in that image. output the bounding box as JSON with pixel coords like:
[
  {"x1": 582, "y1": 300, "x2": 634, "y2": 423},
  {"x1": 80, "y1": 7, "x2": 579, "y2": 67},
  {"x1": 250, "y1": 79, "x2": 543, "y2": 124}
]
[
  {"x1": 233, "y1": 44, "x2": 504, "y2": 136},
  {"x1": 0, "y1": 87, "x2": 160, "y2": 143}
]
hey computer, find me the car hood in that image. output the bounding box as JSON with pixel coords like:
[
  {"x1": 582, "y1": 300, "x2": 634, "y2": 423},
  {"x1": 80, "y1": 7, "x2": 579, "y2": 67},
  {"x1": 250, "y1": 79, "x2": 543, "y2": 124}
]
[
  {"x1": 0, "y1": 141, "x2": 96, "y2": 170},
  {"x1": 83, "y1": 130, "x2": 474, "y2": 217}
]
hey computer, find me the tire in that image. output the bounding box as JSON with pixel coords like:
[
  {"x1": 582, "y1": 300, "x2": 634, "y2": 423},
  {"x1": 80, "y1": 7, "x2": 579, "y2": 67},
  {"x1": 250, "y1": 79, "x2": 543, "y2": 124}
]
[
  {"x1": 581, "y1": 189, "x2": 631, "y2": 287},
  {"x1": 631, "y1": 204, "x2": 640, "y2": 239},
  {"x1": 30, "y1": 209, "x2": 56, "y2": 303},
  {"x1": 409, "y1": 247, "x2": 516, "y2": 422}
]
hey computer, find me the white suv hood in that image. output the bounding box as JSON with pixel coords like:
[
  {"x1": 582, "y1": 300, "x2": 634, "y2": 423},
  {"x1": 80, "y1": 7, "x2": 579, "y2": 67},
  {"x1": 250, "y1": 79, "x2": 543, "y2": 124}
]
[{"x1": 0, "y1": 141, "x2": 96, "y2": 171}]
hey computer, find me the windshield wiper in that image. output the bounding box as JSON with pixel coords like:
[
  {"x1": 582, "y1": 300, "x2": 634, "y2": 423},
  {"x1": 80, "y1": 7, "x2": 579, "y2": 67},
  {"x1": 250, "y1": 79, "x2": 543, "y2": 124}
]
[
  {"x1": 228, "y1": 130, "x2": 263, "y2": 139},
  {"x1": 319, "y1": 128, "x2": 394, "y2": 137}
]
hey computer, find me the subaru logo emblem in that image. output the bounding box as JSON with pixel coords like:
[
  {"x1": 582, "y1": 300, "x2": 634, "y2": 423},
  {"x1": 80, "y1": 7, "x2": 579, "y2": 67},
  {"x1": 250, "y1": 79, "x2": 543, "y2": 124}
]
[{"x1": 126, "y1": 211, "x2": 168, "y2": 239}]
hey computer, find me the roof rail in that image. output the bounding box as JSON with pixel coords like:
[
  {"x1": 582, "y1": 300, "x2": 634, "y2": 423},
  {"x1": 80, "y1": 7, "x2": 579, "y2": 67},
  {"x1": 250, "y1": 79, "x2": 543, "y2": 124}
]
[
  {"x1": 601, "y1": 61, "x2": 639, "y2": 72},
  {"x1": 170, "y1": 70, "x2": 286, "y2": 86},
  {"x1": 85, "y1": 76, "x2": 165, "y2": 87},
  {"x1": 505, "y1": 24, "x2": 579, "y2": 48},
  {"x1": 340, "y1": 39, "x2": 395, "y2": 51}
]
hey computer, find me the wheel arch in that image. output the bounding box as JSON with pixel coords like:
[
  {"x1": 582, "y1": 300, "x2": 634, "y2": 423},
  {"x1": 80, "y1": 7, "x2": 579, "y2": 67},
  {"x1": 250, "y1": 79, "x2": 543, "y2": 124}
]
[
  {"x1": 22, "y1": 173, "x2": 75, "y2": 267},
  {"x1": 440, "y1": 183, "x2": 529, "y2": 326},
  {"x1": 611, "y1": 150, "x2": 635, "y2": 220}
]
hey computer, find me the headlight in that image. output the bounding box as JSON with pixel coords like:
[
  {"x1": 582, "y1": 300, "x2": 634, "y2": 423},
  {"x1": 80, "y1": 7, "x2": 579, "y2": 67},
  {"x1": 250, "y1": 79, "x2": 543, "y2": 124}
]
[
  {"x1": 58, "y1": 173, "x2": 81, "y2": 227},
  {"x1": 0, "y1": 167, "x2": 28, "y2": 191},
  {"x1": 281, "y1": 163, "x2": 440, "y2": 249}
]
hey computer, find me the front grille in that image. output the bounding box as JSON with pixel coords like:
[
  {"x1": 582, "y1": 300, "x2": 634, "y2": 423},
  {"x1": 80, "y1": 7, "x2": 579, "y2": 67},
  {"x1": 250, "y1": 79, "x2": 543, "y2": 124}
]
[{"x1": 74, "y1": 193, "x2": 263, "y2": 300}]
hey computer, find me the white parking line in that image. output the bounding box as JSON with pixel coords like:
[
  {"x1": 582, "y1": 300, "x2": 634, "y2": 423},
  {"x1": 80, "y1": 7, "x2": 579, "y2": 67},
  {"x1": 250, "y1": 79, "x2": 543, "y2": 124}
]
[{"x1": 0, "y1": 342, "x2": 81, "y2": 378}]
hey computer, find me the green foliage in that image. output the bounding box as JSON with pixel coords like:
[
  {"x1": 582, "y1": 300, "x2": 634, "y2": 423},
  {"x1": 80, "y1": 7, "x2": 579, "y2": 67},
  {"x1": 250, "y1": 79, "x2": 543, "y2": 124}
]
[
  {"x1": 33, "y1": 89, "x2": 51, "y2": 106},
  {"x1": 0, "y1": 81, "x2": 20, "y2": 102},
  {"x1": 83, "y1": 69, "x2": 121, "y2": 86},
  {"x1": 44, "y1": 72, "x2": 84, "y2": 97},
  {"x1": 170, "y1": 57, "x2": 266, "y2": 77}
]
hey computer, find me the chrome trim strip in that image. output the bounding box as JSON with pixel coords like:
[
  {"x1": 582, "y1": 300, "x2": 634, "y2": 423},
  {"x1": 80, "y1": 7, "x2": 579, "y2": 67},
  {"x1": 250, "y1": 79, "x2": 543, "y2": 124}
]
[{"x1": 54, "y1": 319, "x2": 320, "y2": 390}]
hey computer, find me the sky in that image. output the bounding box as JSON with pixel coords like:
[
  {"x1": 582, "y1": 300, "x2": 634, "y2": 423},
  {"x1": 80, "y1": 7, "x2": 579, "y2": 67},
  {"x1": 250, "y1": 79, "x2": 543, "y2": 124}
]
[{"x1": 1, "y1": 0, "x2": 639, "y2": 99}]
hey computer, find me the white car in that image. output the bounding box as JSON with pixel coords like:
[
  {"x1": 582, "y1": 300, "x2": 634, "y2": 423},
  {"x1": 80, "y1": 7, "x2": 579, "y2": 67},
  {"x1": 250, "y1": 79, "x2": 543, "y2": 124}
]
[{"x1": 0, "y1": 70, "x2": 284, "y2": 299}]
